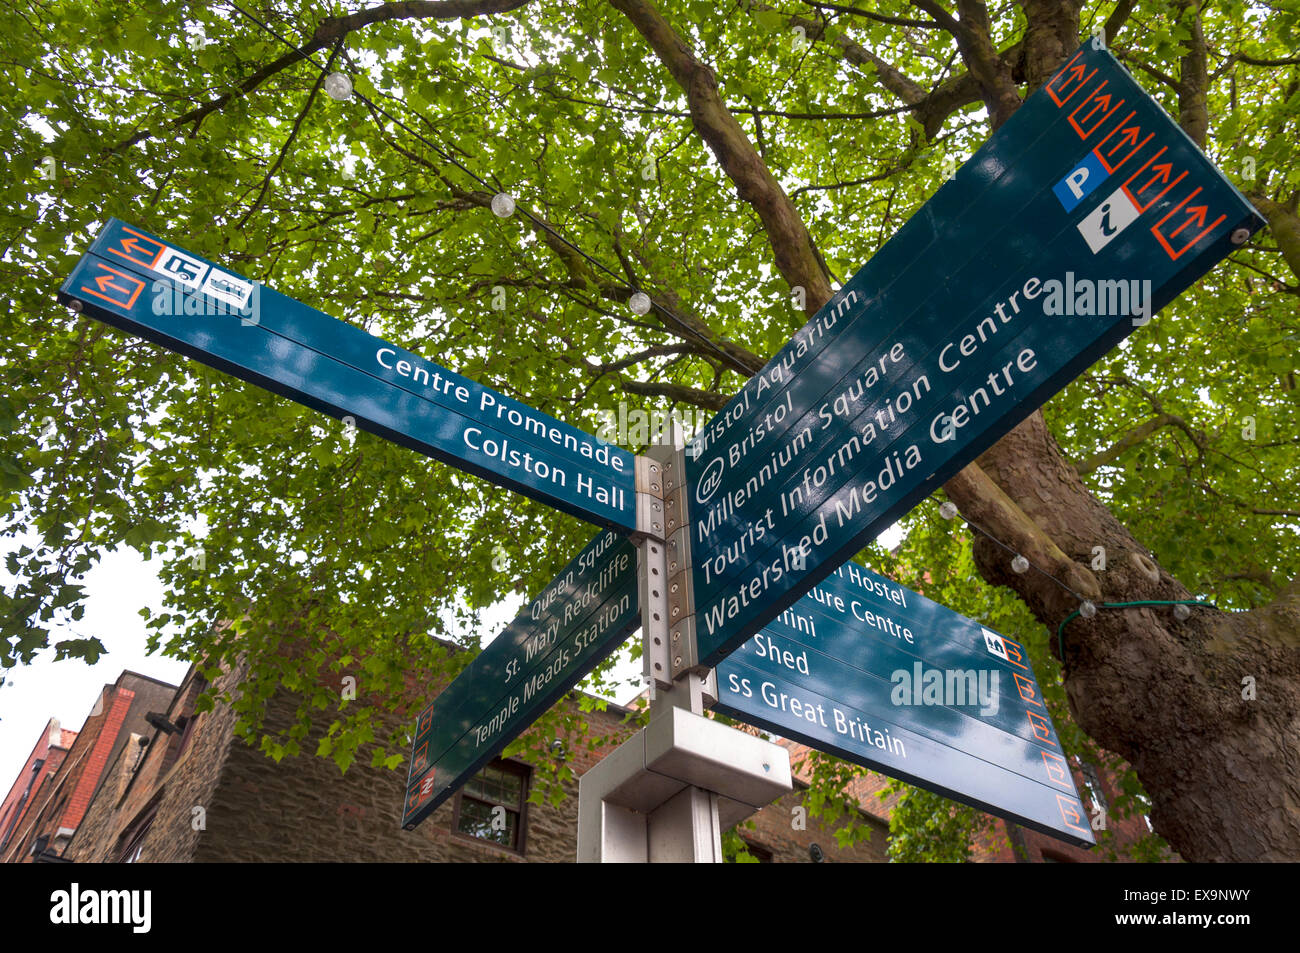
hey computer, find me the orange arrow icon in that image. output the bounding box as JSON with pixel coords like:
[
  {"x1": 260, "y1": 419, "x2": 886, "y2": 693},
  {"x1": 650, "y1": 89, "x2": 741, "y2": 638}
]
[
  {"x1": 108, "y1": 225, "x2": 165, "y2": 268},
  {"x1": 1047, "y1": 51, "x2": 1097, "y2": 107},
  {"x1": 78, "y1": 262, "x2": 146, "y2": 310},
  {"x1": 1107, "y1": 125, "x2": 1140, "y2": 156},
  {"x1": 1138, "y1": 162, "x2": 1174, "y2": 194},
  {"x1": 1153, "y1": 187, "x2": 1227, "y2": 260},
  {"x1": 1093, "y1": 110, "x2": 1154, "y2": 173},
  {"x1": 1169, "y1": 204, "x2": 1209, "y2": 239},
  {"x1": 1122, "y1": 146, "x2": 1188, "y2": 211},
  {"x1": 1069, "y1": 81, "x2": 1124, "y2": 139}
]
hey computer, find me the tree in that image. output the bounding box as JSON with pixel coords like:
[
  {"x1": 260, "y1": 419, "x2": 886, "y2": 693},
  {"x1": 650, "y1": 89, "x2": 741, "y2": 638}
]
[{"x1": 1, "y1": 0, "x2": 1295, "y2": 861}]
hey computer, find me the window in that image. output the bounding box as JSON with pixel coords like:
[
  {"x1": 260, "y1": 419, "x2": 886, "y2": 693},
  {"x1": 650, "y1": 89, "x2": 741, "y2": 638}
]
[
  {"x1": 115, "y1": 804, "x2": 158, "y2": 863},
  {"x1": 1041, "y1": 850, "x2": 1075, "y2": 863},
  {"x1": 452, "y1": 760, "x2": 529, "y2": 853}
]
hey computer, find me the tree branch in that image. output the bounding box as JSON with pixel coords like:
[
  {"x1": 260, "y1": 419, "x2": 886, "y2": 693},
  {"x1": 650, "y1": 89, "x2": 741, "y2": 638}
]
[
  {"x1": 106, "y1": 0, "x2": 534, "y2": 154},
  {"x1": 610, "y1": 0, "x2": 834, "y2": 314},
  {"x1": 1103, "y1": 0, "x2": 1138, "y2": 44},
  {"x1": 801, "y1": 0, "x2": 942, "y2": 29},
  {"x1": 620, "y1": 378, "x2": 729, "y2": 411},
  {"x1": 918, "y1": 0, "x2": 1023, "y2": 128},
  {"x1": 1237, "y1": 52, "x2": 1300, "y2": 67},
  {"x1": 945, "y1": 460, "x2": 1102, "y2": 601},
  {"x1": 1248, "y1": 195, "x2": 1300, "y2": 283},
  {"x1": 1175, "y1": 0, "x2": 1210, "y2": 147},
  {"x1": 237, "y1": 42, "x2": 340, "y2": 229},
  {"x1": 1072, "y1": 413, "x2": 1203, "y2": 475}
]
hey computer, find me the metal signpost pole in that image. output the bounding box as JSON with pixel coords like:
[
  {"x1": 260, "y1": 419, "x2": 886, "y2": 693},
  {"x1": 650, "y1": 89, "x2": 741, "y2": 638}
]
[
  {"x1": 640, "y1": 426, "x2": 720, "y2": 862},
  {"x1": 576, "y1": 422, "x2": 791, "y2": 862}
]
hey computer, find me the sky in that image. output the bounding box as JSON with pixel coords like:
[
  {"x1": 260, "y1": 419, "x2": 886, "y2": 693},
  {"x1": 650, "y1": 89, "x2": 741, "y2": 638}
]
[{"x1": 0, "y1": 544, "x2": 190, "y2": 789}]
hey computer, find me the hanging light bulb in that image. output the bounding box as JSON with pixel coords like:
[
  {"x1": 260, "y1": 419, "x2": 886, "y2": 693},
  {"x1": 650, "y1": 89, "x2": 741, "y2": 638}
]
[
  {"x1": 939, "y1": 501, "x2": 958, "y2": 520},
  {"x1": 491, "y1": 193, "x2": 516, "y2": 217},
  {"x1": 1173, "y1": 603, "x2": 1191, "y2": 621},
  {"x1": 1079, "y1": 600, "x2": 1097, "y2": 619},
  {"x1": 1011, "y1": 554, "x2": 1029, "y2": 574},
  {"x1": 629, "y1": 291, "x2": 652, "y2": 316},
  {"x1": 323, "y1": 72, "x2": 353, "y2": 102}
]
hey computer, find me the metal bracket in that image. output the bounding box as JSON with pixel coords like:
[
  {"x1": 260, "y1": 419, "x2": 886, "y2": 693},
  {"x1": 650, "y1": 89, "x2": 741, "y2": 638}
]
[
  {"x1": 666, "y1": 565, "x2": 693, "y2": 634},
  {"x1": 638, "y1": 536, "x2": 672, "y2": 689},
  {"x1": 666, "y1": 523, "x2": 692, "y2": 575},
  {"x1": 669, "y1": 614, "x2": 703, "y2": 681},
  {"x1": 631, "y1": 455, "x2": 667, "y2": 544},
  {"x1": 576, "y1": 705, "x2": 793, "y2": 862},
  {"x1": 642, "y1": 426, "x2": 700, "y2": 680}
]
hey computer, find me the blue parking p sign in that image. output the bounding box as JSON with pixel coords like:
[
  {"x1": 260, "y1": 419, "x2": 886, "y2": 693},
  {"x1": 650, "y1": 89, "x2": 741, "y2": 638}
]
[{"x1": 1052, "y1": 149, "x2": 1110, "y2": 212}]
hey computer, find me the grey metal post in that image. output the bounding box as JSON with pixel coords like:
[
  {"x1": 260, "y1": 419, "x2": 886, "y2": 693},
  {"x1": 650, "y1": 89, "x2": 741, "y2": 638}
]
[
  {"x1": 577, "y1": 420, "x2": 791, "y2": 862},
  {"x1": 639, "y1": 422, "x2": 722, "y2": 861}
]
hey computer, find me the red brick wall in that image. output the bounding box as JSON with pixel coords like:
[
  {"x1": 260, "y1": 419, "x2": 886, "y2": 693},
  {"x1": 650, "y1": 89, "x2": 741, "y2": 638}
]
[
  {"x1": 0, "y1": 720, "x2": 73, "y2": 854},
  {"x1": 62, "y1": 688, "x2": 134, "y2": 830}
]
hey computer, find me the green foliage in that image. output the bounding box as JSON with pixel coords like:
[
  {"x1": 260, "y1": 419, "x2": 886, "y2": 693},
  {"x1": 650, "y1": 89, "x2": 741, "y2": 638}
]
[
  {"x1": 722, "y1": 825, "x2": 761, "y2": 863},
  {"x1": 884, "y1": 784, "x2": 989, "y2": 863},
  {"x1": 0, "y1": 0, "x2": 1295, "y2": 863}
]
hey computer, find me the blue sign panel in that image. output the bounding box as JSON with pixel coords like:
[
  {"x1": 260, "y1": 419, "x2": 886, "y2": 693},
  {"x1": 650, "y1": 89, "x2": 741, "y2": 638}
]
[
  {"x1": 682, "y1": 44, "x2": 1264, "y2": 666},
  {"x1": 715, "y1": 562, "x2": 1095, "y2": 847},
  {"x1": 58, "y1": 220, "x2": 637, "y2": 532},
  {"x1": 402, "y1": 531, "x2": 639, "y2": 829}
]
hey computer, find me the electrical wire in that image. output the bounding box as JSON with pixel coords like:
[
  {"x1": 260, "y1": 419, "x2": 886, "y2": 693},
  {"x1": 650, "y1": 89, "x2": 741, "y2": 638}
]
[
  {"x1": 1057, "y1": 599, "x2": 1217, "y2": 665},
  {"x1": 939, "y1": 502, "x2": 1219, "y2": 670}
]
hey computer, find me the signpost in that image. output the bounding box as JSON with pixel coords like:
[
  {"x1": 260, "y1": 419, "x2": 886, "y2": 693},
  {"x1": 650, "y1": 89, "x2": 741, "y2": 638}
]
[
  {"x1": 53, "y1": 42, "x2": 1265, "y2": 860},
  {"x1": 402, "y1": 530, "x2": 639, "y2": 829},
  {"x1": 676, "y1": 43, "x2": 1265, "y2": 671},
  {"x1": 57, "y1": 219, "x2": 637, "y2": 532},
  {"x1": 715, "y1": 562, "x2": 1095, "y2": 847}
]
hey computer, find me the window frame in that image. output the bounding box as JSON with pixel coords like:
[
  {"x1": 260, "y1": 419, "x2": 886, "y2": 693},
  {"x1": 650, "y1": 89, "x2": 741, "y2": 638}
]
[
  {"x1": 115, "y1": 802, "x2": 160, "y2": 864},
  {"x1": 450, "y1": 758, "x2": 530, "y2": 856}
]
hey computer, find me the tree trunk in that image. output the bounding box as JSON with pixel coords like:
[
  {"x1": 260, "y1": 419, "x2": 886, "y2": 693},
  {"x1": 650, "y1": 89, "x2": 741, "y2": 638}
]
[{"x1": 948, "y1": 413, "x2": 1300, "y2": 861}]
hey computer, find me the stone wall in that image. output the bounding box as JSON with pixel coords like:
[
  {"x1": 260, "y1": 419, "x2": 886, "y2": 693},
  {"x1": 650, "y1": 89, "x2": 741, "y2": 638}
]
[
  {"x1": 735, "y1": 783, "x2": 891, "y2": 863},
  {"x1": 65, "y1": 662, "x2": 245, "y2": 863},
  {"x1": 64, "y1": 659, "x2": 894, "y2": 863}
]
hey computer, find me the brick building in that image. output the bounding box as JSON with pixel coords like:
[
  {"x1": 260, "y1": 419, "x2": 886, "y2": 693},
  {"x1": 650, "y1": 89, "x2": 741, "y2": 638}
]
[
  {"x1": 9, "y1": 651, "x2": 1154, "y2": 863},
  {"x1": 0, "y1": 671, "x2": 177, "y2": 863},
  {"x1": 56, "y1": 658, "x2": 886, "y2": 863},
  {"x1": 0, "y1": 718, "x2": 76, "y2": 858}
]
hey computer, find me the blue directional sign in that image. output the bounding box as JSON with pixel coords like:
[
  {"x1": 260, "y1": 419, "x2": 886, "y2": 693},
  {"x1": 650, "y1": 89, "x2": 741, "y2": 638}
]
[
  {"x1": 57, "y1": 219, "x2": 637, "y2": 532},
  {"x1": 402, "y1": 530, "x2": 639, "y2": 829},
  {"x1": 715, "y1": 561, "x2": 1095, "y2": 847},
  {"x1": 682, "y1": 43, "x2": 1265, "y2": 666}
]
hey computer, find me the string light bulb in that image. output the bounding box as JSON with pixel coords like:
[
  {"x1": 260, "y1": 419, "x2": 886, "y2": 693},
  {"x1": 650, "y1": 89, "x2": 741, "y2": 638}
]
[
  {"x1": 323, "y1": 72, "x2": 353, "y2": 101},
  {"x1": 491, "y1": 192, "x2": 516, "y2": 217}
]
